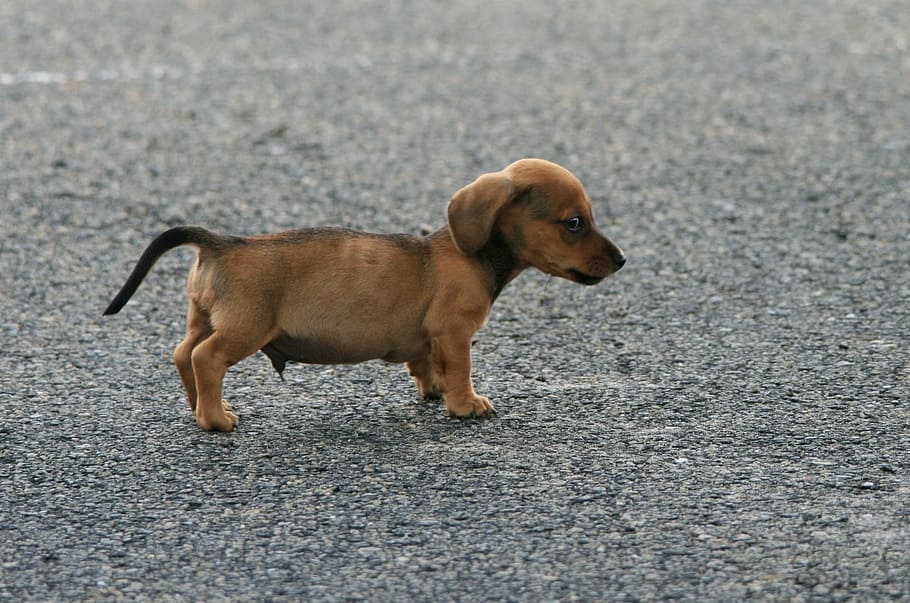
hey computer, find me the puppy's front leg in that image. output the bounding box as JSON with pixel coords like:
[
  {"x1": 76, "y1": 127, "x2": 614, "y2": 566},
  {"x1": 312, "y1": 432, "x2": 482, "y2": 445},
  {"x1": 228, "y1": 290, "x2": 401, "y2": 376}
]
[
  {"x1": 407, "y1": 356, "x2": 444, "y2": 400},
  {"x1": 436, "y1": 334, "x2": 496, "y2": 418}
]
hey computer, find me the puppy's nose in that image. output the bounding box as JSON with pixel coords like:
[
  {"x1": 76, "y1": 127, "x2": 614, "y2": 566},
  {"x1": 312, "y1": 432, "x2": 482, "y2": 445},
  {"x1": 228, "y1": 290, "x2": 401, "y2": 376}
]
[{"x1": 613, "y1": 251, "x2": 626, "y2": 270}]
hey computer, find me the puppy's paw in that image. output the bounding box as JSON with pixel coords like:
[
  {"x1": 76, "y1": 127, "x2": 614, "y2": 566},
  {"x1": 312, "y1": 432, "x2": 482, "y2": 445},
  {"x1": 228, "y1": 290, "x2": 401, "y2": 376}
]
[
  {"x1": 195, "y1": 401, "x2": 240, "y2": 432},
  {"x1": 410, "y1": 370, "x2": 444, "y2": 400},
  {"x1": 446, "y1": 394, "x2": 496, "y2": 419},
  {"x1": 417, "y1": 382, "x2": 444, "y2": 400}
]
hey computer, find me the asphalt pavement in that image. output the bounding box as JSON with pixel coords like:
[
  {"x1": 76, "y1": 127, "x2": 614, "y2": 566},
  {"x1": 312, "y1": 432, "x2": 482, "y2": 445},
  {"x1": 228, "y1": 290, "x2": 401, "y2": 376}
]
[{"x1": 1, "y1": 1, "x2": 908, "y2": 601}]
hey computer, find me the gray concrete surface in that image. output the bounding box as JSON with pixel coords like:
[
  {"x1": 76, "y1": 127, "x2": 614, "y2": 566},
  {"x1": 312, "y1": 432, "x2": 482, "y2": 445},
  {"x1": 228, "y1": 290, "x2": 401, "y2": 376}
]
[{"x1": 1, "y1": 1, "x2": 908, "y2": 600}]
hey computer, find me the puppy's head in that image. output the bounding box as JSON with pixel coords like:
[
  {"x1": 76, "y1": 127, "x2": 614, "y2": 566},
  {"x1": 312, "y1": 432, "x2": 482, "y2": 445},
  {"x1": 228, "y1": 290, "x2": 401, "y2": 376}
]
[{"x1": 448, "y1": 158, "x2": 625, "y2": 285}]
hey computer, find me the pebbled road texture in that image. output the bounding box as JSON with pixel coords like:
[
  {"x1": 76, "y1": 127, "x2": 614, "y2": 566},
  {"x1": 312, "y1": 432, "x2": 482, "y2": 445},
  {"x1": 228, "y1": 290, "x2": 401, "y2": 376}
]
[{"x1": 1, "y1": 1, "x2": 908, "y2": 600}]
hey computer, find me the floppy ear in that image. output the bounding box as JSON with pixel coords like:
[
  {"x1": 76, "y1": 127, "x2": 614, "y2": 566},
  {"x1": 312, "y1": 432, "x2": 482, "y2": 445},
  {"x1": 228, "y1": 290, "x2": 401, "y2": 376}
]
[{"x1": 447, "y1": 171, "x2": 517, "y2": 254}]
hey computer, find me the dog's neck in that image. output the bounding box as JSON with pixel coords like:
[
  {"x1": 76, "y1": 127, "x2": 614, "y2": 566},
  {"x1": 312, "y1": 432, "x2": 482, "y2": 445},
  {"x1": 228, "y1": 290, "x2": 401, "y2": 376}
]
[
  {"x1": 431, "y1": 226, "x2": 522, "y2": 301},
  {"x1": 476, "y1": 228, "x2": 521, "y2": 301}
]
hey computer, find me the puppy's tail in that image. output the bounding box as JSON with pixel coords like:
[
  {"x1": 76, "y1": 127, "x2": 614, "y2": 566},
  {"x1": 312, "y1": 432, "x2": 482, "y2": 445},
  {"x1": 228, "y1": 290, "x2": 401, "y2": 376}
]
[{"x1": 103, "y1": 226, "x2": 229, "y2": 316}]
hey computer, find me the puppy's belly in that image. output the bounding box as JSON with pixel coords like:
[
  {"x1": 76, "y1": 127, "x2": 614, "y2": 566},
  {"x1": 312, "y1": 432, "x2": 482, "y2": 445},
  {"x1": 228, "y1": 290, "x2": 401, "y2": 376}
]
[{"x1": 261, "y1": 332, "x2": 428, "y2": 373}]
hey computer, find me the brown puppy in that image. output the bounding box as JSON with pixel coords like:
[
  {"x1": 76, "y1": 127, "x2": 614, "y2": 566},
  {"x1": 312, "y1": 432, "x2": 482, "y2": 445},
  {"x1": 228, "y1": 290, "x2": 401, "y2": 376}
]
[{"x1": 104, "y1": 159, "x2": 625, "y2": 431}]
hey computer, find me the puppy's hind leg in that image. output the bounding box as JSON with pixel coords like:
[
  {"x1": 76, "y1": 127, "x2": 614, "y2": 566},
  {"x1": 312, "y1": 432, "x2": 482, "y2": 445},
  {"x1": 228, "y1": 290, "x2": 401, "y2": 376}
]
[
  {"x1": 173, "y1": 300, "x2": 213, "y2": 413},
  {"x1": 189, "y1": 320, "x2": 279, "y2": 432}
]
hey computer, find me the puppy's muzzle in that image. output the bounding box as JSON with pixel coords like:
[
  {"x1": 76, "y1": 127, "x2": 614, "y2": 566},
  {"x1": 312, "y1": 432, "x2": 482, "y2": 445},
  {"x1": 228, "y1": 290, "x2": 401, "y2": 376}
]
[{"x1": 573, "y1": 241, "x2": 624, "y2": 285}]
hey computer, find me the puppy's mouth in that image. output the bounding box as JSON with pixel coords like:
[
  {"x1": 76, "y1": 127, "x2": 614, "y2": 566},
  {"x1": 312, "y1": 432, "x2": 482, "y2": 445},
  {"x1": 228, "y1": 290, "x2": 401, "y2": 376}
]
[{"x1": 568, "y1": 269, "x2": 605, "y2": 285}]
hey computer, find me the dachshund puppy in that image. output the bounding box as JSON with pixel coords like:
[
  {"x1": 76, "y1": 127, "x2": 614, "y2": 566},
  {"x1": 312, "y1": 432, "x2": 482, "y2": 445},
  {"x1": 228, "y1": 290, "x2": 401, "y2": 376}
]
[{"x1": 104, "y1": 159, "x2": 625, "y2": 431}]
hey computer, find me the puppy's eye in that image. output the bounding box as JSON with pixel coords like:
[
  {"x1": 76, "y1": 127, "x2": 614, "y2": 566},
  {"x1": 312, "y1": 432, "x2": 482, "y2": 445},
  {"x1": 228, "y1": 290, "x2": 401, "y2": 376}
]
[{"x1": 564, "y1": 217, "x2": 584, "y2": 233}]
